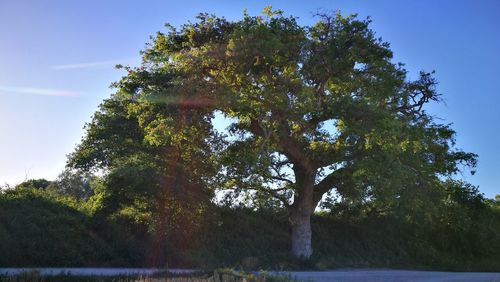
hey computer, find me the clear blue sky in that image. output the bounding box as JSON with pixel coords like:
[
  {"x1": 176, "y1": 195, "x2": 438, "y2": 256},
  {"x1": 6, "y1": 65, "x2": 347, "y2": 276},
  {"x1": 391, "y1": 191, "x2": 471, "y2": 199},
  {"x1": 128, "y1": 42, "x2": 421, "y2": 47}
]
[{"x1": 0, "y1": 0, "x2": 498, "y2": 198}]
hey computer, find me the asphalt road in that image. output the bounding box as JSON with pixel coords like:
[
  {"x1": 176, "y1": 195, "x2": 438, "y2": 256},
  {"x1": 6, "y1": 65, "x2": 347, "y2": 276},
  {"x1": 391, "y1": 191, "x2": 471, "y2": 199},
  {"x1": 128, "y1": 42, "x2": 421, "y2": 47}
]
[
  {"x1": 274, "y1": 269, "x2": 500, "y2": 282},
  {"x1": 1, "y1": 268, "x2": 499, "y2": 281}
]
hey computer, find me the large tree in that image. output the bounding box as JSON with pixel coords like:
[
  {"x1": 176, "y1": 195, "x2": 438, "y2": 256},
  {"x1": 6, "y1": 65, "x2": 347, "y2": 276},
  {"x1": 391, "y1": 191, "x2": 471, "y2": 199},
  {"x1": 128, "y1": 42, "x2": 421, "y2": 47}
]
[{"x1": 72, "y1": 8, "x2": 476, "y2": 259}]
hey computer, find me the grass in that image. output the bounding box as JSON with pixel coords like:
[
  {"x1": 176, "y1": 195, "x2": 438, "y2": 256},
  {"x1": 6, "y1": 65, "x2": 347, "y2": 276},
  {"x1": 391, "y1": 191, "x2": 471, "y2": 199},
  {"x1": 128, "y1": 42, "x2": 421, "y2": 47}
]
[{"x1": 0, "y1": 269, "x2": 297, "y2": 282}]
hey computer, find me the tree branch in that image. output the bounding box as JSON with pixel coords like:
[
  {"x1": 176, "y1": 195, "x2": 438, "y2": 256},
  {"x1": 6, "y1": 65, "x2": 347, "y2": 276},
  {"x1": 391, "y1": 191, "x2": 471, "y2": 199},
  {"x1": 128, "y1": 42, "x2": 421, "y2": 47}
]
[
  {"x1": 271, "y1": 175, "x2": 294, "y2": 184},
  {"x1": 312, "y1": 167, "x2": 347, "y2": 205},
  {"x1": 259, "y1": 187, "x2": 292, "y2": 207}
]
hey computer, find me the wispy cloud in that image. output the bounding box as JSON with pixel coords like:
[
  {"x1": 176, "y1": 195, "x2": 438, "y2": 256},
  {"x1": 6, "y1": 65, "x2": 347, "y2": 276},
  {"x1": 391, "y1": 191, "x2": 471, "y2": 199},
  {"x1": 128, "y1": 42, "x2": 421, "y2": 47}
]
[
  {"x1": 0, "y1": 86, "x2": 80, "y2": 97},
  {"x1": 51, "y1": 57, "x2": 138, "y2": 70},
  {"x1": 51, "y1": 60, "x2": 118, "y2": 70}
]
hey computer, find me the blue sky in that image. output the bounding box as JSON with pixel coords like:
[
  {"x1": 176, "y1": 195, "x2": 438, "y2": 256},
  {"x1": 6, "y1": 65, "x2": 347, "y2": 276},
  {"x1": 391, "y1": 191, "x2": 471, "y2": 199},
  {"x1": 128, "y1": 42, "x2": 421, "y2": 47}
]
[{"x1": 0, "y1": 0, "x2": 498, "y2": 198}]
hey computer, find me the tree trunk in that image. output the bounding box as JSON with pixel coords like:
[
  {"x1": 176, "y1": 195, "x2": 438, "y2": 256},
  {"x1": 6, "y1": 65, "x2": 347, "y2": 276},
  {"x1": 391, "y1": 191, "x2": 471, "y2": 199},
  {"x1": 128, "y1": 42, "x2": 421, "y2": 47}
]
[
  {"x1": 288, "y1": 166, "x2": 316, "y2": 259},
  {"x1": 289, "y1": 208, "x2": 313, "y2": 259}
]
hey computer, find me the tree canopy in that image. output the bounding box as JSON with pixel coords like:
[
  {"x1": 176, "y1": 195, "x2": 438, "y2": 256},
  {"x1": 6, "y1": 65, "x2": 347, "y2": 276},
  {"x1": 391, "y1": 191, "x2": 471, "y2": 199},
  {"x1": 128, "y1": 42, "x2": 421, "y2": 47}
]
[{"x1": 69, "y1": 8, "x2": 477, "y2": 259}]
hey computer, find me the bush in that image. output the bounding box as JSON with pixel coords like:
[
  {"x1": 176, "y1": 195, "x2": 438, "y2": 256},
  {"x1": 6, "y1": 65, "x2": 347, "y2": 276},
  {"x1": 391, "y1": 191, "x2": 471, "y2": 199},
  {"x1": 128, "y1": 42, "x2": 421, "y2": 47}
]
[
  {"x1": 1, "y1": 184, "x2": 499, "y2": 271},
  {"x1": 0, "y1": 188, "x2": 118, "y2": 266}
]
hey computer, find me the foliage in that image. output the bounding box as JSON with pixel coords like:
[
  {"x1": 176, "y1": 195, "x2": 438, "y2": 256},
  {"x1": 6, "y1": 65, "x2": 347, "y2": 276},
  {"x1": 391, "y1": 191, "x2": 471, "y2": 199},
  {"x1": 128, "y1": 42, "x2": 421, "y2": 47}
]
[
  {"x1": 67, "y1": 77, "x2": 216, "y2": 265},
  {"x1": 45, "y1": 169, "x2": 96, "y2": 201},
  {"x1": 67, "y1": 97, "x2": 148, "y2": 171},
  {"x1": 15, "y1": 179, "x2": 51, "y2": 190},
  {"x1": 0, "y1": 270, "x2": 297, "y2": 282},
  {"x1": 0, "y1": 188, "x2": 118, "y2": 266},
  {"x1": 89, "y1": 7, "x2": 478, "y2": 258},
  {"x1": 0, "y1": 183, "x2": 499, "y2": 270}
]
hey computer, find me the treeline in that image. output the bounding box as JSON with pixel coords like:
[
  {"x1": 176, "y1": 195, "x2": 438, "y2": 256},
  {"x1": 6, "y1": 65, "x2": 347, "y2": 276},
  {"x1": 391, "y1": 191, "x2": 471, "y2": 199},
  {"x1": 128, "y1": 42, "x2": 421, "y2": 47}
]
[{"x1": 1, "y1": 174, "x2": 499, "y2": 271}]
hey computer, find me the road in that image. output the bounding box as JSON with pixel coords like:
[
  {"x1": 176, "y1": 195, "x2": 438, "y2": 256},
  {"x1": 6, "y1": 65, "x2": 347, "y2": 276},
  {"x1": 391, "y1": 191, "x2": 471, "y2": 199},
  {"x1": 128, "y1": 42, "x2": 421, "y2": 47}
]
[
  {"x1": 1, "y1": 268, "x2": 499, "y2": 281},
  {"x1": 274, "y1": 269, "x2": 500, "y2": 282}
]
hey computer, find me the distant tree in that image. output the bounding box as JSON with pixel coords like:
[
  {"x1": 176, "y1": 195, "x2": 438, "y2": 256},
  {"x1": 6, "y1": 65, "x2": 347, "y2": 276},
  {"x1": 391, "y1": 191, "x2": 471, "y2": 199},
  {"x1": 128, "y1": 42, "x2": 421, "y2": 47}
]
[
  {"x1": 488, "y1": 194, "x2": 500, "y2": 210},
  {"x1": 47, "y1": 169, "x2": 94, "y2": 201},
  {"x1": 70, "y1": 8, "x2": 477, "y2": 259},
  {"x1": 15, "y1": 179, "x2": 51, "y2": 190}
]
